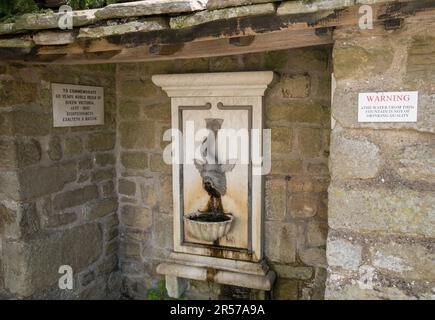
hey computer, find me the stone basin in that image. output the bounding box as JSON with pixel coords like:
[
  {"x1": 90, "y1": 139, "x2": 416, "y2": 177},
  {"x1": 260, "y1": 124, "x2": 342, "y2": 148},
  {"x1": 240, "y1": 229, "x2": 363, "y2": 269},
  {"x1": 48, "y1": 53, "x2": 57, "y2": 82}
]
[{"x1": 184, "y1": 212, "x2": 234, "y2": 242}]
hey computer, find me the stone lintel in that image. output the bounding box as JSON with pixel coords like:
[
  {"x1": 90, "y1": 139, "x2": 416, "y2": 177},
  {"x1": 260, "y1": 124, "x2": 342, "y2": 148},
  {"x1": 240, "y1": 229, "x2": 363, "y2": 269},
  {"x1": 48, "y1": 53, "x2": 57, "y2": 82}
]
[
  {"x1": 169, "y1": 252, "x2": 270, "y2": 275},
  {"x1": 152, "y1": 71, "x2": 275, "y2": 97}
]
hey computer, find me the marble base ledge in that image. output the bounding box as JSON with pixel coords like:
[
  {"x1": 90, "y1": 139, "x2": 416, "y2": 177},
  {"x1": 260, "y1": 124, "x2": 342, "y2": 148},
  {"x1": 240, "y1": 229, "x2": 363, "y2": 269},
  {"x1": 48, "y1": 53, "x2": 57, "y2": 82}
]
[{"x1": 156, "y1": 259, "x2": 276, "y2": 298}]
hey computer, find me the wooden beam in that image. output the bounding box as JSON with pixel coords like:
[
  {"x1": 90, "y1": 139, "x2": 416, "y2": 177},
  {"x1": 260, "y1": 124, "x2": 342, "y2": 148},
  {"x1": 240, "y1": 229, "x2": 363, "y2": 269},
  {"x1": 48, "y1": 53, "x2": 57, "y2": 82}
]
[
  {"x1": 229, "y1": 35, "x2": 255, "y2": 47},
  {"x1": 25, "y1": 28, "x2": 333, "y2": 64},
  {"x1": 149, "y1": 43, "x2": 184, "y2": 55}
]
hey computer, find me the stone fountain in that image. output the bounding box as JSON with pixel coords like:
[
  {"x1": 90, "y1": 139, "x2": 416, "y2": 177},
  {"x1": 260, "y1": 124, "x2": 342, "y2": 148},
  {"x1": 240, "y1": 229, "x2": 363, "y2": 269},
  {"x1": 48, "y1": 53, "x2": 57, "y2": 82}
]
[
  {"x1": 152, "y1": 71, "x2": 275, "y2": 298},
  {"x1": 184, "y1": 118, "x2": 236, "y2": 243}
]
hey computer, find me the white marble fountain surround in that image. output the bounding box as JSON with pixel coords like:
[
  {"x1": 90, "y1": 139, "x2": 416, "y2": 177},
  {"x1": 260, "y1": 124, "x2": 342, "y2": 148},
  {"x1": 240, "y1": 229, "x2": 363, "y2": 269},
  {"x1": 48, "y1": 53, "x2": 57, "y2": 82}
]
[{"x1": 152, "y1": 72, "x2": 275, "y2": 297}]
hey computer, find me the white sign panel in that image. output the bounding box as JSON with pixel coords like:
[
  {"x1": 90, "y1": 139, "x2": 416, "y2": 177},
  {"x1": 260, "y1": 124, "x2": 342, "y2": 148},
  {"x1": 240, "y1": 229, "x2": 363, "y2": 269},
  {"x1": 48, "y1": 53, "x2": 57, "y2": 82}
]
[
  {"x1": 358, "y1": 91, "x2": 418, "y2": 122},
  {"x1": 52, "y1": 83, "x2": 104, "y2": 127}
]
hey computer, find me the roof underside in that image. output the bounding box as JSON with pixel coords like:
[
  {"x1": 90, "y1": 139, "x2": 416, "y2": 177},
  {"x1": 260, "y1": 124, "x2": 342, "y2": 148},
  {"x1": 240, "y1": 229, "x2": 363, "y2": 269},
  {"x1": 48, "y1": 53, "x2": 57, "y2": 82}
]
[{"x1": 0, "y1": 0, "x2": 434, "y2": 64}]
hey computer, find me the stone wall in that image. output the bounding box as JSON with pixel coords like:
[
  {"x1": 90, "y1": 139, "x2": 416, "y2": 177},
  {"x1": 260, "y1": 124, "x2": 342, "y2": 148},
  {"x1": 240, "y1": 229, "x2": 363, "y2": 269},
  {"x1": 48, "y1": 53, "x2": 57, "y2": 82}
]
[
  {"x1": 116, "y1": 47, "x2": 332, "y2": 299},
  {"x1": 326, "y1": 17, "x2": 435, "y2": 299},
  {"x1": 0, "y1": 63, "x2": 120, "y2": 299}
]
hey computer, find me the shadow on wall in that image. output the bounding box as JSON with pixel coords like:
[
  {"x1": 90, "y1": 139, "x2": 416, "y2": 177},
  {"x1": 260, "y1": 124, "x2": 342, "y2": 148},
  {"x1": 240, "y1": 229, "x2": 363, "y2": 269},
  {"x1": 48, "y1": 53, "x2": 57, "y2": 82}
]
[{"x1": 116, "y1": 46, "x2": 332, "y2": 300}]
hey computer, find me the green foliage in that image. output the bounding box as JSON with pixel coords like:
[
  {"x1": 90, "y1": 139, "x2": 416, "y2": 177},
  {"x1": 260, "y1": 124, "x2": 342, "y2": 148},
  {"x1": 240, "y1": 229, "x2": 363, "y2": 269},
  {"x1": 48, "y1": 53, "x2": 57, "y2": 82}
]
[
  {"x1": 146, "y1": 280, "x2": 170, "y2": 300},
  {"x1": 67, "y1": 0, "x2": 131, "y2": 10},
  {"x1": 0, "y1": 0, "x2": 39, "y2": 22},
  {"x1": 146, "y1": 279, "x2": 185, "y2": 300},
  {"x1": 0, "y1": 0, "x2": 133, "y2": 23}
]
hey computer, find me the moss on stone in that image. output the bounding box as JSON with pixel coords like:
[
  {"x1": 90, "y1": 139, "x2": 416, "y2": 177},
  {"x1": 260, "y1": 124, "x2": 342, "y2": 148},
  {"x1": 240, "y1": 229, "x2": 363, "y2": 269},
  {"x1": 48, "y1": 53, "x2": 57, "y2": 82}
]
[
  {"x1": 170, "y1": 3, "x2": 276, "y2": 29},
  {"x1": 265, "y1": 50, "x2": 288, "y2": 70},
  {"x1": 0, "y1": 38, "x2": 34, "y2": 49},
  {"x1": 333, "y1": 45, "x2": 394, "y2": 79}
]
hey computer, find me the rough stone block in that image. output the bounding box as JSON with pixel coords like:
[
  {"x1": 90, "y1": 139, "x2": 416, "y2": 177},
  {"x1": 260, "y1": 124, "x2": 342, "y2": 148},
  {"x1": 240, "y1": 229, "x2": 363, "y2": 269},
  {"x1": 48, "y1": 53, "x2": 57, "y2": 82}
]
[
  {"x1": 153, "y1": 213, "x2": 173, "y2": 249},
  {"x1": 92, "y1": 168, "x2": 115, "y2": 182},
  {"x1": 330, "y1": 131, "x2": 380, "y2": 180},
  {"x1": 170, "y1": 3, "x2": 276, "y2": 29},
  {"x1": 118, "y1": 179, "x2": 136, "y2": 196},
  {"x1": 98, "y1": 253, "x2": 118, "y2": 276},
  {"x1": 78, "y1": 157, "x2": 93, "y2": 170},
  {"x1": 87, "y1": 199, "x2": 118, "y2": 221},
  {"x1": 105, "y1": 240, "x2": 119, "y2": 257},
  {"x1": 299, "y1": 248, "x2": 327, "y2": 268},
  {"x1": 121, "y1": 241, "x2": 142, "y2": 260},
  {"x1": 48, "y1": 136, "x2": 63, "y2": 161},
  {"x1": 273, "y1": 265, "x2": 313, "y2": 280},
  {"x1": 121, "y1": 152, "x2": 148, "y2": 170},
  {"x1": 0, "y1": 138, "x2": 42, "y2": 169},
  {"x1": 393, "y1": 144, "x2": 435, "y2": 183},
  {"x1": 95, "y1": 153, "x2": 115, "y2": 167},
  {"x1": 144, "y1": 103, "x2": 171, "y2": 121},
  {"x1": 0, "y1": 111, "x2": 51, "y2": 136},
  {"x1": 33, "y1": 30, "x2": 75, "y2": 45},
  {"x1": 46, "y1": 211, "x2": 77, "y2": 228},
  {"x1": 119, "y1": 100, "x2": 141, "y2": 119},
  {"x1": 271, "y1": 127, "x2": 292, "y2": 153},
  {"x1": 0, "y1": 203, "x2": 15, "y2": 234},
  {"x1": 0, "y1": 138, "x2": 16, "y2": 168},
  {"x1": 333, "y1": 45, "x2": 393, "y2": 80},
  {"x1": 150, "y1": 153, "x2": 171, "y2": 173},
  {"x1": 87, "y1": 132, "x2": 116, "y2": 152},
  {"x1": 327, "y1": 238, "x2": 362, "y2": 271},
  {"x1": 141, "y1": 181, "x2": 158, "y2": 207},
  {"x1": 370, "y1": 241, "x2": 435, "y2": 281},
  {"x1": 100, "y1": 180, "x2": 115, "y2": 198},
  {"x1": 306, "y1": 221, "x2": 327, "y2": 247},
  {"x1": 287, "y1": 47, "x2": 329, "y2": 73},
  {"x1": 158, "y1": 175, "x2": 172, "y2": 212},
  {"x1": 119, "y1": 121, "x2": 155, "y2": 149},
  {"x1": 265, "y1": 178, "x2": 287, "y2": 220},
  {"x1": 328, "y1": 186, "x2": 435, "y2": 237},
  {"x1": 270, "y1": 159, "x2": 302, "y2": 175},
  {"x1": 0, "y1": 171, "x2": 20, "y2": 200},
  {"x1": 118, "y1": 79, "x2": 161, "y2": 99},
  {"x1": 1, "y1": 202, "x2": 40, "y2": 239},
  {"x1": 265, "y1": 221, "x2": 297, "y2": 263},
  {"x1": 14, "y1": 9, "x2": 98, "y2": 31},
  {"x1": 64, "y1": 136, "x2": 83, "y2": 157},
  {"x1": 53, "y1": 185, "x2": 98, "y2": 210},
  {"x1": 289, "y1": 192, "x2": 318, "y2": 218},
  {"x1": 265, "y1": 50, "x2": 288, "y2": 70},
  {"x1": 0, "y1": 81, "x2": 39, "y2": 108},
  {"x1": 307, "y1": 162, "x2": 329, "y2": 176},
  {"x1": 121, "y1": 205, "x2": 152, "y2": 230},
  {"x1": 405, "y1": 36, "x2": 435, "y2": 92},
  {"x1": 3, "y1": 223, "x2": 103, "y2": 297},
  {"x1": 281, "y1": 74, "x2": 310, "y2": 98},
  {"x1": 298, "y1": 128, "x2": 322, "y2": 157},
  {"x1": 18, "y1": 162, "x2": 77, "y2": 201},
  {"x1": 78, "y1": 18, "x2": 168, "y2": 39},
  {"x1": 209, "y1": 56, "x2": 241, "y2": 72},
  {"x1": 16, "y1": 139, "x2": 42, "y2": 167},
  {"x1": 273, "y1": 279, "x2": 298, "y2": 300},
  {"x1": 266, "y1": 101, "x2": 325, "y2": 124},
  {"x1": 96, "y1": 0, "x2": 207, "y2": 20},
  {"x1": 325, "y1": 277, "x2": 414, "y2": 300}
]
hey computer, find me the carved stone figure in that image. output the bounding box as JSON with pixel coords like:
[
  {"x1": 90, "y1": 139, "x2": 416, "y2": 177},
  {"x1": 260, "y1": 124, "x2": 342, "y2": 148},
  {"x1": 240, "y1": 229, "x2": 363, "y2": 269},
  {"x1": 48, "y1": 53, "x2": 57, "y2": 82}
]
[{"x1": 193, "y1": 118, "x2": 235, "y2": 217}]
